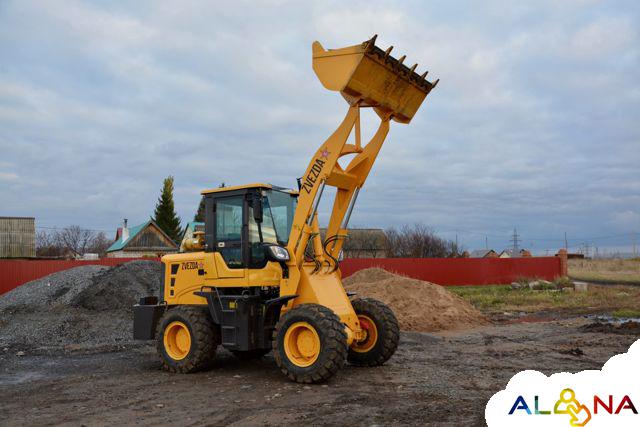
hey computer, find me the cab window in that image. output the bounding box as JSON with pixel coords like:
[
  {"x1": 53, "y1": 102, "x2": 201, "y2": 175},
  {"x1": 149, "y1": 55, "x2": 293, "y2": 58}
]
[{"x1": 215, "y1": 196, "x2": 243, "y2": 268}]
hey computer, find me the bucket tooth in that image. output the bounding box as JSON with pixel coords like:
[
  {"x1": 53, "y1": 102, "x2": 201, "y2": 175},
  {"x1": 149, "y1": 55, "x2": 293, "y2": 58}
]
[
  {"x1": 420, "y1": 70, "x2": 429, "y2": 79},
  {"x1": 365, "y1": 34, "x2": 378, "y2": 50},
  {"x1": 312, "y1": 37, "x2": 438, "y2": 124},
  {"x1": 384, "y1": 46, "x2": 393, "y2": 60}
]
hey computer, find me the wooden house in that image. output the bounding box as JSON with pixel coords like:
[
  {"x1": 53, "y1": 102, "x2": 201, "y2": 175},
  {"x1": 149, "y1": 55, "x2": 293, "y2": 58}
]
[{"x1": 106, "y1": 219, "x2": 177, "y2": 258}]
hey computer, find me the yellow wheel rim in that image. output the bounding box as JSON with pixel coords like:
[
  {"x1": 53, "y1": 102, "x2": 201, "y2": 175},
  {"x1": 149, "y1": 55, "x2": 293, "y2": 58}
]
[
  {"x1": 163, "y1": 321, "x2": 191, "y2": 360},
  {"x1": 352, "y1": 315, "x2": 378, "y2": 353},
  {"x1": 284, "y1": 321, "x2": 321, "y2": 367}
]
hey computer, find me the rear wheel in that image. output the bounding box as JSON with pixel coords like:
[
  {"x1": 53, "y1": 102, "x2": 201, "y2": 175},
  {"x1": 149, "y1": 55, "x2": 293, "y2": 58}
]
[
  {"x1": 348, "y1": 298, "x2": 399, "y2": 367},
  {"x1": 274, "y1": 304, "x2": 347, "y2": 383},
  {"x1": 156, "y1": 306, "x2": 219, "y2": 373}
]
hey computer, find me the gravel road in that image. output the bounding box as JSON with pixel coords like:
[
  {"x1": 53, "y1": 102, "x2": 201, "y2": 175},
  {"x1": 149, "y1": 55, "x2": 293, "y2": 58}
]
[{"x1": 1, "y1": 318, "x2": 636, "y2": 426}]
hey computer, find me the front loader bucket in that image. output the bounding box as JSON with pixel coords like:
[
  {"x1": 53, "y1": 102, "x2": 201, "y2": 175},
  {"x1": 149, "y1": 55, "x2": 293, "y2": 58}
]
[{"x1": 312, "y1": 35, "x2": 437, "y2": 124}]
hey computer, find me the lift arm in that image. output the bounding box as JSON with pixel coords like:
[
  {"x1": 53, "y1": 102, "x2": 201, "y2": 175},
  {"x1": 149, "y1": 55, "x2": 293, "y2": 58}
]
[{"x1": 281, "y1": 35, "x2": 437, "y2": 296}]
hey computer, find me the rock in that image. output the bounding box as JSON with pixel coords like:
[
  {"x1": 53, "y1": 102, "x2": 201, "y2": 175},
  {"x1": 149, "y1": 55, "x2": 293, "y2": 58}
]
[
  {"x1": 528, "y1": 281, "x2": 542, "y2": 290},
  {"x1": 16, "y1": 351, "x2": 25, "y2": 356},
  {"x1": 562, "y1": 287, "x2": 574, "y2": 292},
  {"x1": 510, "y1": 282, "x2": 523, "y2": 290},
  {"x1": 528, "y1": 280, "x2": 552, "y2": 290},
  {"x1": 574, "y1": 282, "x2": 589, "y2": 292},
  {"x1": 156, "y1": 403, "x2": 164, "y2": 408}
]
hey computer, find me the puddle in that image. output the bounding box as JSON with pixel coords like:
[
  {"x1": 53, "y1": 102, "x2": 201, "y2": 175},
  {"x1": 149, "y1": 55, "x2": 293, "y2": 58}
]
[
  {"x1": 580, "y1": 315, "x2": 640, "y2": 335},
  {"x1": 0, "y1": 370, "x2": 45, "y2": 385},
  {"x1": 584, "y1": 314, "x2": 640, "y2": 325}
]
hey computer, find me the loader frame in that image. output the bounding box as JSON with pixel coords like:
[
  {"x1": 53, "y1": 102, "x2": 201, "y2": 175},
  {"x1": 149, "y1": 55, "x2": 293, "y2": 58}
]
[{"x1": 134, "y1": 35, "x2": 437, "y2": 361}]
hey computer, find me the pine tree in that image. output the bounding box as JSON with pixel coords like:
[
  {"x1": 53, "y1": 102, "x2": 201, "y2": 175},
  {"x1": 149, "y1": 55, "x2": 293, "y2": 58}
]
[
  {"x1": 194, "y1": 182, "x2": 225, "y2": 222},
  {"x1": 194, "y1": 198, "x2": 205, "y2": 222},
  {"x1": 153, "y1": 176, "x2": 182, "y2": 242}
]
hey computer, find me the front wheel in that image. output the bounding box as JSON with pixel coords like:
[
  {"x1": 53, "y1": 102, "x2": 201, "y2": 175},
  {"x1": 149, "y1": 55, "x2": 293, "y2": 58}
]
[
  {"x1": 273, "y1": 304, "x2": 347, "y2": 383},
  {"x1": 348, "y1": 298, "x2": 400, "y2": 367},
  {"x1": 156, "y1": 306, "x2": 219, "y2": 373}
]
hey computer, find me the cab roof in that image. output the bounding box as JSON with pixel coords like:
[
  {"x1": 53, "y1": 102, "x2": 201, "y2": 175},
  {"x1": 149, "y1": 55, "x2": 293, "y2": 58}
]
[{"x1": 201, "y1": 183, "x2": 298, "y2": 195}]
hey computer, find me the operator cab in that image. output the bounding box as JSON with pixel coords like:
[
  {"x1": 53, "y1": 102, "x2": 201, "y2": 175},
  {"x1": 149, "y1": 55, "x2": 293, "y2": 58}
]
[{"x1": 201, "y1": 183, "x2": 298, "y2": 270}]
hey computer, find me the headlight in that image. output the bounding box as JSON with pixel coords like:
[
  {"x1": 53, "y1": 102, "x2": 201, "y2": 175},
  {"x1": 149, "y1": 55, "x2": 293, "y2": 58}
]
[{"x1": 266, "y1": 245, "x2": 290, "y2": 261}]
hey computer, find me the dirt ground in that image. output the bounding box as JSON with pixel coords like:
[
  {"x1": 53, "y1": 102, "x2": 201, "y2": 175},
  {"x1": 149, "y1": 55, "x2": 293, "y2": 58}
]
[{"x1": 1, "y1": 317, "x2": 637, "y2": 426}]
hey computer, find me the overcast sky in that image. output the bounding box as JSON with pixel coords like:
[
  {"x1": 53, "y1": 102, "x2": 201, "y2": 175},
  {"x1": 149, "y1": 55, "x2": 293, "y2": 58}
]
[{"x1": 1, "y1": 0, "x2": 638, "y2": 254}]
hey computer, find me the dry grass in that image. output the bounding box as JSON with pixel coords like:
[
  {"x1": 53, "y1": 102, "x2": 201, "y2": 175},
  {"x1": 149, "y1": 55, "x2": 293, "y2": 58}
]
[
  {"x1": 449, "y1": 283, "x2": 640, "y2": 315},
  {"x1": 569, "y1": 258, "x2": 640, "y2": 284}
]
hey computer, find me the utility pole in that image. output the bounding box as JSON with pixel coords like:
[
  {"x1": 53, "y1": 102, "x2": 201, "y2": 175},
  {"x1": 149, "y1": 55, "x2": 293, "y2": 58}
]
[
  {"x1": 511, "y1": 227, "x2": 521, "y2": 257},
  {"x1": 633, "y1": 232, "x2": 637, "y2": 257},
  {"x1": 485, "y1": 236, "x2": 488, "y2": 250},
  {"x1": 564, "y1": 232, "x2": 568, "y2": 250}
]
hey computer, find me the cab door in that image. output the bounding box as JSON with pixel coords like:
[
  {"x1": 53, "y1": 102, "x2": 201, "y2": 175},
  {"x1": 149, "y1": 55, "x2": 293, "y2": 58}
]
[{"x1": 214, "y1": 195, "x2": 245, "y2": 278}]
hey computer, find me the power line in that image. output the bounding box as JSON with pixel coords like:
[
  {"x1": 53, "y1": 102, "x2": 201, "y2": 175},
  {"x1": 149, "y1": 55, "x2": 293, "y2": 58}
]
[{"x1": 510, "y1": 227, "x2": 521, "y2": 257}]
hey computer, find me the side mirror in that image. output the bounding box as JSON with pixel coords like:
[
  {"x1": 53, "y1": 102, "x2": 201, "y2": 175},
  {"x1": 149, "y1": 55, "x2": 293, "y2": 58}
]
[{"x1": 253, "y1": 197, "x2": 263, "y2": 223}]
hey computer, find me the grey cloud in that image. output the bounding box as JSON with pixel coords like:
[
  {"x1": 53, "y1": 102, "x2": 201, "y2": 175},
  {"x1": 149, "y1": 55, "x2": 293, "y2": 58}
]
[{"x1": 0, "y1": 0, "x2": 638, "y2": 253}]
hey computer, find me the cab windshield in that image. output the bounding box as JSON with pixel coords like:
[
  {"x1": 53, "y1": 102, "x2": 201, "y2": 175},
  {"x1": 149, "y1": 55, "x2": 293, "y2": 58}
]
[{"x1": 262, "y1": 189, "x2": 297, "y2": 245}]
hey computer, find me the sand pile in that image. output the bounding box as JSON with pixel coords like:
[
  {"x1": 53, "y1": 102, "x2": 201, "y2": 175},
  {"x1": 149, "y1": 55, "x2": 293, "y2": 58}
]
[
  {"x1": 344, "y1": 268, "x2": 487, "y2": 332},
  {"x1": 0, "y1": 261, "x2": 161, "y2": 353}
]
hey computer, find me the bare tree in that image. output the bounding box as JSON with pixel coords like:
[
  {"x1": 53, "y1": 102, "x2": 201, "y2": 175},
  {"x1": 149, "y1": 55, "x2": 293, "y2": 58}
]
[
  {"x1": 36, "y1": 230, "x2": 64, "y2": 257},
  {"x1": 57, "y1": 226, "x2": 95, "y2": 257},
  {"x1": 88, "y1": 232, "x2": 112, "y2": 256},
  {"x1": 385, "y1": 224, "x2": 461, "y2": 258},
  {"x1": 36, "y1": 226, "x2": 114, "y2": 258}
]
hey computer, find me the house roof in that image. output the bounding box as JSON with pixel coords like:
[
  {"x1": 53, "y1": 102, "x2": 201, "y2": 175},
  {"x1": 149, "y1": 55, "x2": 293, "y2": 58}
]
[
  {"x1": 469, "y1": 249, "x2": 496, "y2": 258},
  {"x1": 107, "y1": 220, "x2": 177, "y2": 252},
  {"x1": 501, "y1": 248, "x2": 530, "y2": 256}
]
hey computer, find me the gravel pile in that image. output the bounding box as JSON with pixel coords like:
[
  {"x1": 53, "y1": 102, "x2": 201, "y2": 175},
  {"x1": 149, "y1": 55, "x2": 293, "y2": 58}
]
[{"x1": 0, "y1": 261, "x2": 161, "y2": 354}]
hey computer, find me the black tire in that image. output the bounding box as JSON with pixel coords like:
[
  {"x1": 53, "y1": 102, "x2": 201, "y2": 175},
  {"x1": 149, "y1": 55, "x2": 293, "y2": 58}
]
[
  {"x1": 348, "y1": 298, "x2": 399, "y2": 367},
  {"x1": 156, "y1": 306, "x2": 219, "y2": 373},
  {"x1": 273, "y1": 304, "x2": 347, "y2": 383},
  {"x1": 231, "y1": 348, "x2": 271, "y2": 360}
]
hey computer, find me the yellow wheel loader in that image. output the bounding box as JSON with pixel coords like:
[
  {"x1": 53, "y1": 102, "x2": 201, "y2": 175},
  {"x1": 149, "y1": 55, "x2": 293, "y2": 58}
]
[{"x1": 133, "y1": 35, "x2": 437, "y2": 383}]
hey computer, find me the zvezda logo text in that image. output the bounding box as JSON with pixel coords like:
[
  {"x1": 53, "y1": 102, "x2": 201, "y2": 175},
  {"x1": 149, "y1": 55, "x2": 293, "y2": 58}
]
[{"x1": 509, "y1": 388, "x2": 638, "y2": 427}]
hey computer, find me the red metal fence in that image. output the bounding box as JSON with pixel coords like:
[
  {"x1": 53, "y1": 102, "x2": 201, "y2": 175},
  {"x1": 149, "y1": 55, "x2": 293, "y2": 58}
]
[
  {"x1": 0, "y1": 255, "x2": 566, "y2": 295},
  {"x1": 340, "y1": 256, "x2": 564, "y2": 286}
]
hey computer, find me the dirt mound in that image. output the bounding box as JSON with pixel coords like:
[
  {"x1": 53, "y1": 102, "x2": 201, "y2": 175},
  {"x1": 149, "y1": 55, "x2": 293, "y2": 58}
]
[
  {"x1": 344, "y1": 268, "x2": 487, "y2": 332},
  {"x1": 343, "y1": 268, "x2": 397, "y2": 285},
  {"x1": 0, "y1": 261, "x2": 161, "y2": 353}
]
